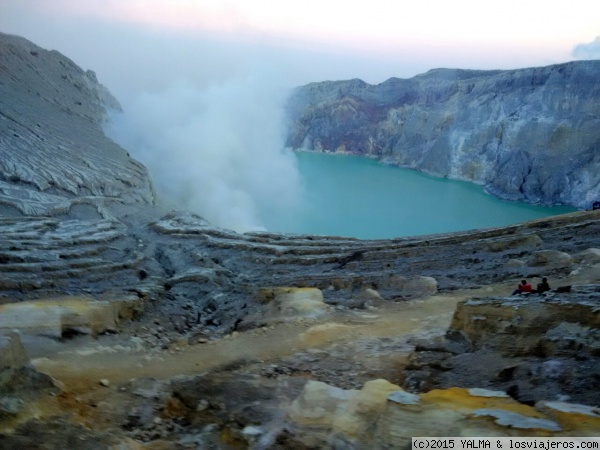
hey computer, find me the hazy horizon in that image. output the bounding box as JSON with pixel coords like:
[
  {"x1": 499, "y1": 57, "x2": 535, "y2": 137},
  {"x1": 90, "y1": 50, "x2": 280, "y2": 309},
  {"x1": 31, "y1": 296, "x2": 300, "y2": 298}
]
[
  {"x1": 2, "y1": 1, "x2": 599, "y2": 99},
  {"x1": 2, "y1": 0, "x2": 598, "y2": 232}
]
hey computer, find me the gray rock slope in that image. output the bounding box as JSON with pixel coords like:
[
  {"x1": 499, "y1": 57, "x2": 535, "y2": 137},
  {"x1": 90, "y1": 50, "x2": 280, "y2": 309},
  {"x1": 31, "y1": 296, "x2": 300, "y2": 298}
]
[
  {"x1": 0, "y1": 33, "x2": 155, "y2": 218},
  {"x1": 286, "y1": 62, "x2": 600, "y2": 208}
]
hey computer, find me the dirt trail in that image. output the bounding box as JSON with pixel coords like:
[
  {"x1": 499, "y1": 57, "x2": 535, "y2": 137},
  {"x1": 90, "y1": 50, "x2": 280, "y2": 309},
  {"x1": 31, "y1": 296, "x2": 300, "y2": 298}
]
[
  {"x1": 30, "y1": 266, "x2": 598, "y2": 397},
  {"x1": 18, "y1": 275, "x2": 596, "y2": 436},
  {"x1": 13, "y1": 287, "x2": 490, "y2": 436},
  {"x1": 32, "y1": 284, "x2": 513, "y2": 394}
]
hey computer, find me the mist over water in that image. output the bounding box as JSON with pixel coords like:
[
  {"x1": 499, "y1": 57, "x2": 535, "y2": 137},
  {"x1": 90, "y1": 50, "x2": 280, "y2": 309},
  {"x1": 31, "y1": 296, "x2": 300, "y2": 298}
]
[{"x1": 105, "y1": 76, "x2": 304, "y2": 232}]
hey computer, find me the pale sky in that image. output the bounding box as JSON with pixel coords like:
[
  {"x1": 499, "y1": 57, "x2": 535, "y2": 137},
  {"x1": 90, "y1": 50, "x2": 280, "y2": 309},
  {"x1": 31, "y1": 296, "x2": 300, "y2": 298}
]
[{"x1": 1, "y1": 0, "x2": 599, "y2": 98}]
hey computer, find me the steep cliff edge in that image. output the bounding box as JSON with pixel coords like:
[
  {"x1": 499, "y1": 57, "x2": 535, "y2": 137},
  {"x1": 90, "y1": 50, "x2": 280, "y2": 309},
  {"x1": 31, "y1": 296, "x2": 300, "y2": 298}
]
[
  {"x1": 286, "y1": 62, "x2": 600, "y2": 208},
  {"x1": 0, "y1": 33, "x2": 155, "y2": 218}
]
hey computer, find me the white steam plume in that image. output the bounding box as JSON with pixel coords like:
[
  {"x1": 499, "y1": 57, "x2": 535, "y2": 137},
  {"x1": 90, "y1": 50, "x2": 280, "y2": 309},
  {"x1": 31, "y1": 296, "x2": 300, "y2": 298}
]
[
  {"x1": 106, "y1": 75, "x2": 304, "y2": 232},
  {"x1": 572, "y1": 36, "x2": 600, "y2": 60}
]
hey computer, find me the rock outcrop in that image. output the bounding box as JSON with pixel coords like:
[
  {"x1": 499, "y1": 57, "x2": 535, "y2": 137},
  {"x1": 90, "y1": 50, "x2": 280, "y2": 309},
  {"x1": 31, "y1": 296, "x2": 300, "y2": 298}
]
[
  {"x1": 0, "y1": 32, "x2": 155, "y2": 218},
  {"x1": 0, "y1": 295, "x2": 143, "y2": 338},
  {"x1": 286, "y1": 62, "x2": 600, "y2": 208},
  {"x1": 0, "y1": 333, "x2": 57, "y2": 422},
  {"x1": 403, "y1": 287, "x2": 600, "y2": 406},
  {"x1": 286, "y1": 381, "x2": 600, "y2": 447}
]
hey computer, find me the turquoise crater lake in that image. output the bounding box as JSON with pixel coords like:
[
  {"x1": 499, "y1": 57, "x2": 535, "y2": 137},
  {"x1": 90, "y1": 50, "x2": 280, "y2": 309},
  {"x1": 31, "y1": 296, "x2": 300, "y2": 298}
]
[{"x1": 265, "y1": 152, "x2": 576, "y2": 240}]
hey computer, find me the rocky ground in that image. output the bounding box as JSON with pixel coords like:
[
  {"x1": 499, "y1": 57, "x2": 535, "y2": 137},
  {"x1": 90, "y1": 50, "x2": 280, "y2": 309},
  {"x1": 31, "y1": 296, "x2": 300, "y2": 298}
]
[{"x1": 1, "y1": 227, "x2": 599, "y2": 448}]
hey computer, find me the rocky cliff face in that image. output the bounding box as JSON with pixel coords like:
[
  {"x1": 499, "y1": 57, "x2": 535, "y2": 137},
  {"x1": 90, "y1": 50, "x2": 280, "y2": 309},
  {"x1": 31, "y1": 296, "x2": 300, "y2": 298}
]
[
  {"x1": 0, "y1": 33, "x2": 155, "y2": 218},
  {"x1": 286, "y1": 62, "x2": 600, "y2": 208}
]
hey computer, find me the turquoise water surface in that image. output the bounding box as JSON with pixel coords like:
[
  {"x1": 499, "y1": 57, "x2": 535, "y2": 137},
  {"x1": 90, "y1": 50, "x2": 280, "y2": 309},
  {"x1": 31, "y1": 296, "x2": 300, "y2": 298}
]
[{"x1": 264, "y1": 152, "x2": 576, "y2": 239}]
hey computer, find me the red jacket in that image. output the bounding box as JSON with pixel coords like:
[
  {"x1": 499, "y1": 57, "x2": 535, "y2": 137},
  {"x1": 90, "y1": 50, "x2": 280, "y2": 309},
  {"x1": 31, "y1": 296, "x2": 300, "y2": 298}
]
[{"x1": 519, "y1": 283, "x2": 532, "y2": 293}]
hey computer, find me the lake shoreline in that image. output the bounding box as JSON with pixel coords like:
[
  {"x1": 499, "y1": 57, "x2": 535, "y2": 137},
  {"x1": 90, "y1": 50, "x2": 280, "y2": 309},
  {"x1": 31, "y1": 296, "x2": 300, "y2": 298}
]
[{"x1": 269, "y1": 151, "x2": 576, "y2": 239}]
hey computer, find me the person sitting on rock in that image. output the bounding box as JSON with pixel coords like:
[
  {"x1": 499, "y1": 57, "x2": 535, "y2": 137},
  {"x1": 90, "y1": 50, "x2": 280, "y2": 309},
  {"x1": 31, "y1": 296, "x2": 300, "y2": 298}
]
[
  {"x1": 512, "y1": 279, "x2": 532, "y2": 295},
  {"x1": 535, "y1": 277, "x2": 551, "y2": 294}
]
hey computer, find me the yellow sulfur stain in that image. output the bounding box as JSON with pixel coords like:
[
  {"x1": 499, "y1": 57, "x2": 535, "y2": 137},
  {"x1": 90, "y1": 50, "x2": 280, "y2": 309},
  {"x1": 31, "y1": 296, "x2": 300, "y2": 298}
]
[{"x1": 421, "y1": 388, "x2": 546, "y2": 418}]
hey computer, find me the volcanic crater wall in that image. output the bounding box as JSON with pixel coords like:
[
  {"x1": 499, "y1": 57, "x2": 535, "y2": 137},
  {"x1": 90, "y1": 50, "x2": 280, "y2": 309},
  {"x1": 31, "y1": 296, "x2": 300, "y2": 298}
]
[
  {"x1": 0, "y1": 33, "x2": 155, "y2": 218},
  {"x1": 286, "y1": 62, "x2": 600, "y2": 209}
]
